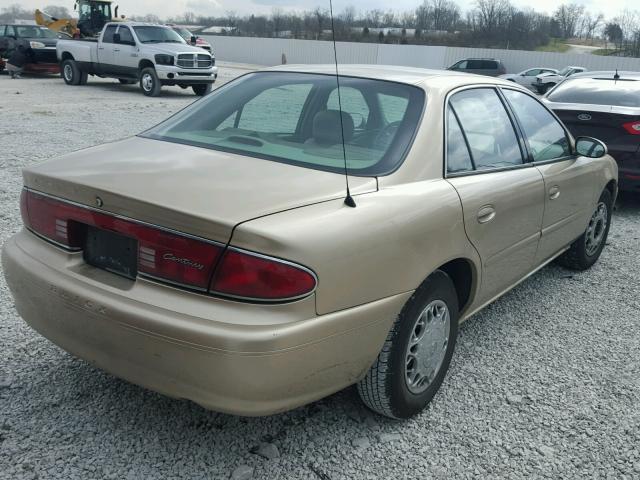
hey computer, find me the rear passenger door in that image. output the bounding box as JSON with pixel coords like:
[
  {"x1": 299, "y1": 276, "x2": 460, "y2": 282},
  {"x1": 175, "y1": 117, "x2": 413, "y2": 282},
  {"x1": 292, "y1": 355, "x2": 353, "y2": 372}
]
[
  {"x1": 445, "y1": 87, "x2": 545, "y2": 304},
  {"x1": 501, "y1": 88, "x2": 595, "y2": 263},
  {"x1": 97, "y1": 24, "x2": 117, "y2": 73}
]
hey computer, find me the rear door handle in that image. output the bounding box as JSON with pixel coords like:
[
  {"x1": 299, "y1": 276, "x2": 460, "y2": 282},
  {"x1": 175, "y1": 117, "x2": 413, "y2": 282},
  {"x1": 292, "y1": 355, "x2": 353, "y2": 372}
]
[
  {"x1": 549, "y1": 185, "x2": 560, "y2": 200},
  {"x1": 477, "y1": 205, "x2": 496, "y2": 224}
]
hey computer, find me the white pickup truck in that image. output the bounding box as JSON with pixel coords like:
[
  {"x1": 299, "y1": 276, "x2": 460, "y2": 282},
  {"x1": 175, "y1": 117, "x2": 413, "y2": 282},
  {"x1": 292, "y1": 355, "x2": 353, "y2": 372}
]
[{"x1": 56, "y1": 22, "x2": 218, "y2": 97}]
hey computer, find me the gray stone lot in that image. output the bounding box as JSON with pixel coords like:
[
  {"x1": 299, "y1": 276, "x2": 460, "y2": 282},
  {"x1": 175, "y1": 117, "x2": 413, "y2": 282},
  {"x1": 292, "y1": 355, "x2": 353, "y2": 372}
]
[{"x1": 0, "y1": 64, "x2": 639, "y2": 479}]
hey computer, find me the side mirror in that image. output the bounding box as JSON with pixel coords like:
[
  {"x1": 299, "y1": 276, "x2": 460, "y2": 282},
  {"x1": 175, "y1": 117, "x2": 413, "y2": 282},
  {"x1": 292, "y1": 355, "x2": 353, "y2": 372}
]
[
  {"x1": 576, "y1": 136, "x2": 607, "y2": 158},
  {"x1": 113, "y1": 33, "x2": 121, "y2": 44},
  {"x1": 190, "y1": 35, "x2": 197, "y2": 45}
]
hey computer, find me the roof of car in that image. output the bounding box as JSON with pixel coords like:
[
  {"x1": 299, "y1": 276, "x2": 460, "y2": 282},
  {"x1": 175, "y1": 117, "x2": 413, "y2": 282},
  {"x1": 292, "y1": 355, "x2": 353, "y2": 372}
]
[
  {"x1": 261, "y1": 64, "x2": 518, "y2": 89},
  {"x1": 571, "y1": 70, "x2": 640, "y2": 80}
]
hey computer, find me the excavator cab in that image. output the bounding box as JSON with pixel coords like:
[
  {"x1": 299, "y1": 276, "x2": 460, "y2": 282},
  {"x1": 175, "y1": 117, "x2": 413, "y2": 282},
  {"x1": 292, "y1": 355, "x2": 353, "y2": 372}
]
[{"x1": 75, "y1": 0, "x2": 113, "y2": 37}]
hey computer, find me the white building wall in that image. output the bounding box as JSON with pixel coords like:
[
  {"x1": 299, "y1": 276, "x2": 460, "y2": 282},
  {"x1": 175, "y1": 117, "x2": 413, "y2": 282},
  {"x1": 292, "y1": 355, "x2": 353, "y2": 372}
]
[{"x1": 202, "y1": 35, "x2": 640, "y2": 73}]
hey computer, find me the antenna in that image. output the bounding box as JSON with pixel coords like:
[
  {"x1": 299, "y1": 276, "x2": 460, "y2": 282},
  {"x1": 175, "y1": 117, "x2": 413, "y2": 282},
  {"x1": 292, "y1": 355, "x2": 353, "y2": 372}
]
[{"x1": 329, "y1": 0, "x2": 356, "y2": 208}]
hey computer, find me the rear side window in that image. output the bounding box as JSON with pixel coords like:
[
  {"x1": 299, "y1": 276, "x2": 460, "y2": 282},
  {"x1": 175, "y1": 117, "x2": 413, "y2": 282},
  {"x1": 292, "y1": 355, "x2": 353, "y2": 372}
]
[
  {"x1": 142, "y1": 72, "x2": 425, "y2": 176},
  {"x1": 503, "y1": 89, "x2": 570, "y2": 161},
  {"x1": 447, "y1": 108, "x2": 474, "y2": 173},
  {"x1": 467, "y1": 60, "x2": 483, "y2": 70},
  {"x1": 547, "y1": 78, "x2": 640, "y2": 108},
  {"x1": 102, "y1": 25, "x2": 117, "y2": 43},
  {"x1": 449, "y1": 88, "x2": 523, "y2": 170}
]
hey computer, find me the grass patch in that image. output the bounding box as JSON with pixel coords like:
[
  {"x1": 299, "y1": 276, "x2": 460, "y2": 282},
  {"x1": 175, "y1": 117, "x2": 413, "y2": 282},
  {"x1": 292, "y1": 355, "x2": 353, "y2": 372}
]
[
  {"x1": 536, "y1": 39, "x2": 570, "y2": 53},
  {"x1": 592, "y1": 49, "x2": 621, "y2": 56}
]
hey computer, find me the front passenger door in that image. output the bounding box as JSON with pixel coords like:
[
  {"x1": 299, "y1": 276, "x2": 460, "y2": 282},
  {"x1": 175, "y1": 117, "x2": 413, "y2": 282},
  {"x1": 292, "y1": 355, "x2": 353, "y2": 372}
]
[
  {"x1": 113, "y1": 26, "x2": 138, "y2": 77},
  {"x1": 445, "y1": 88, "x2": 545, "y2": 304},
  {"x1": 501, "y1": 88, "x2": 595, "y2": 263}
]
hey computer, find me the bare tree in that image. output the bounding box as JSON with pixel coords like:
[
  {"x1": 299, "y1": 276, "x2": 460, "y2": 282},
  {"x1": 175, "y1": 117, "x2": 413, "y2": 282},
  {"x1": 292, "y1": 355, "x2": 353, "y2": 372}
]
[
  {"x1": 271, "y1": 7, "x2": 284, "y2": 37},
  {"x1": 553, "y1": 3, "x2": 585, "y2": 39},
  {"x1": 43, "y1": 5, "x2": 71, "y2": 19},
  {"x1": 581, "y1": 12, "x2": 604, "y2": 42}
]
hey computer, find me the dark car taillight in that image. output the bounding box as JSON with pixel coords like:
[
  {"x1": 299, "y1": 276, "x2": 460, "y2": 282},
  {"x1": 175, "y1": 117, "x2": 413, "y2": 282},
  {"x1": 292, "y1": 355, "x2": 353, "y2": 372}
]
[
  {"x1": 20, "y1": 189, "x2": 316, "y2": 301},
  {"x1": 21, "y1": 189, "x2": 222, "y2": 290},
  {"x1": 210, "y1": 249, "x2": 317, "y2": 301},
  {"x1": 622, "y1": 120, "x2": 640, "y2": 135}
]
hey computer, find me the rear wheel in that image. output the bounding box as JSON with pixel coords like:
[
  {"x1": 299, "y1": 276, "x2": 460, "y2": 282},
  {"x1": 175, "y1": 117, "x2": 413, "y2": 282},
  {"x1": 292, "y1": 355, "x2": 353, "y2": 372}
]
[
  {"x1": 61, "y1": 59, "x2": 82, "y2": 86},
  {"x1": 192, "y1": 84, "x2": 212, "y2": 96},
  {"x1": 139, "y1": 67, "x2": 161, "y2": 97},
  {"x1": 357, "y1": 270, "x2": 459, "y2": 419},
  {"x1": 557, "y1": 189, "x2": 613, "y2": 270}
]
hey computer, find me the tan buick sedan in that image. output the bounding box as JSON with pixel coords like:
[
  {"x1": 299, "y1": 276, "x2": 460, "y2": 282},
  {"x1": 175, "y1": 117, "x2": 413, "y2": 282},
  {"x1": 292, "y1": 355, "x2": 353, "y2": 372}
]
[{"x1": 3, "y1": 65, "x2": 617, "y2": 419}]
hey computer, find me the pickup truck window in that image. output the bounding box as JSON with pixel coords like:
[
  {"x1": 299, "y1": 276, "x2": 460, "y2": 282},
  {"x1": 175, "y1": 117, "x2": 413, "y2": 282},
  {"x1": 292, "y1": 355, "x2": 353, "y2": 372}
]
[
  {"x1": 133, "y1": 26, "x2": 184, "y2": 44},
  {"x1": 118, "y1": 27, "x2": 134, "y2": 44},
  {"x1": 102, "y1": 25, "x2": 117, "y2": 43}
]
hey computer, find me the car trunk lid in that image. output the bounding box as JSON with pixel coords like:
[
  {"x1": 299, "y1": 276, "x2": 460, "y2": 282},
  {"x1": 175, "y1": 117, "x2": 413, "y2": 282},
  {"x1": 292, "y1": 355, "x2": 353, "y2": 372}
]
[
  {"x1": 22, "y1": 136, "x2": 377, "y2": 244},
  {"x1": 552, "y1": 104, "x2": 640, "y2": 164}
]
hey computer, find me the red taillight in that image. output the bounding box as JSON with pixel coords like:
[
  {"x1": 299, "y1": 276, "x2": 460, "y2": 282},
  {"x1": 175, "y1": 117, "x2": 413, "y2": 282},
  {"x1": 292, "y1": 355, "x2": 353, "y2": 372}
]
[
  {"x1": 21, "y1": 190, "x2": 222, "y2": 290},
  {"x1": 21, "y1": 189, "x2": 317, "y2": 301},
  {"x1": 211, "y1": 249, "x2": 317, "y2": 301},
  {"x1": 622, "y1": 121, "x2": 640, "y2": 135}
]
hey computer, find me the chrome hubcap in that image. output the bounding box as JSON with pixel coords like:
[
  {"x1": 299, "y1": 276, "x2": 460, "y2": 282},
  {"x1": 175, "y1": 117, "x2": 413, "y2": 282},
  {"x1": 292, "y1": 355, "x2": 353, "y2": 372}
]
[
  {"x1": 142, "y1": 74, "x2": 153, "y2": 91},
  {"x1": 63, "y1": 64, "x2": 73, "y2": 82},
  {"x1": 405, "y1": 300, "x2": 450, "y2": 394},
  {"x1": 585, "y1": 201, "x2": 607, "y2": 256}
]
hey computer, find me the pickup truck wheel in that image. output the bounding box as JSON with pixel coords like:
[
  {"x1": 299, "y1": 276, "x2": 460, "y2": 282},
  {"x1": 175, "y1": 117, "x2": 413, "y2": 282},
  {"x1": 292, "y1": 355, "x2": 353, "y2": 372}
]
[
  {"x1": 556, "y1": 189, "x2": 613, "y2": 271},
  {"x1": 61, "y1": 59, "x2": 81, "y2": 86},
  {"x1": 139, "y1": 67, "x2": 161, "y2": 97},
  {"x1": 357, "y1": 270, "x2": 459, "y2": 419},
  {"x1": 192, "y1": 84, "x2": 212, "y2": 96}
]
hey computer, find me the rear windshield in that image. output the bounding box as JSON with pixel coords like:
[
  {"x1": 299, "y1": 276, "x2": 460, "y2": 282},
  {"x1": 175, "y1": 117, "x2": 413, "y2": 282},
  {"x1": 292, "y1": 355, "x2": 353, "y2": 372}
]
[
  {"x1": 16, "y1": 26, "x2": 57, "y2": 38},
  {"x1": 142, "y1": 72, "x2": 425, "y2": 176},
  {"x1": 548, "y1": 78, "x2": 640, "y2": 107}
]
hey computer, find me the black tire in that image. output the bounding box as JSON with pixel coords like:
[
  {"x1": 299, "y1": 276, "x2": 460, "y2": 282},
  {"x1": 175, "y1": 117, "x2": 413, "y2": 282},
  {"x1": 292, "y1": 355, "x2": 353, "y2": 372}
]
[
  {"x1": 192, "y1": 83, "x2": 212, "y2": 96},
  {"x1": 61, "y1": 59, "x2": 81, "y2": 86},
  {"x1": 119, "y1": 78, "x2": 136, "y2": 85},
  {"x1": 540, "y1": 83, "x2": 554, "y2": 94},
  {"x1": 79, "y1": 71, "x2": 88, "y2": 85},
  {"x1": 556, "y1": 189, "x2": 613, "y2": 271},
  {"x1": 358, "y1": 270, "x2": 459, "y2": 419},
  {"x1": 139, "y1": 67, "x2": 161, "y2": 97}
]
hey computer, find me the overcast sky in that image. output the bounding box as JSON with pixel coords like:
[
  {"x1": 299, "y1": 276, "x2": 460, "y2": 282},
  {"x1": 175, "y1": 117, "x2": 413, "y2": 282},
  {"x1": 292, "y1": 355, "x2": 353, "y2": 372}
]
[{"x1": 1, "y1": 0, "x2": 629, "y2": 20}]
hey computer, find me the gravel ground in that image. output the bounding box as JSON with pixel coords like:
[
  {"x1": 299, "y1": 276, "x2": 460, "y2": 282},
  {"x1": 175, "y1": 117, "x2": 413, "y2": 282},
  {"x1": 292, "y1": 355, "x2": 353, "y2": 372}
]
[{"x1": 1, "y1": 65, "x2": 639, "y2": 480}]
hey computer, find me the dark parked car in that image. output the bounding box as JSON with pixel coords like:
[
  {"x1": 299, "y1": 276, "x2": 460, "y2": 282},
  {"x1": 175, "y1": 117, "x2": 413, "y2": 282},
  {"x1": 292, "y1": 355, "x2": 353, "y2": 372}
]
[
  {"x1": 0, "y1": 24, "x2": 61, "y2": 73},
  {"x1": 544, "y1": 71, "x2": 640, "y2": 192},
  {"x1": 447, "y1": 58, "x2": 507, "y2": 77}
]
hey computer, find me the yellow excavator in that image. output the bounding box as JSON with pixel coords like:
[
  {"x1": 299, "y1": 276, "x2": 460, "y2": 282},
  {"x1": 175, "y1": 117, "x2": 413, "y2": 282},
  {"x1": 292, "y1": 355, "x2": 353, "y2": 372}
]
[{"x1": 36, "y1": 0, "x2": 124, "y2": 38}]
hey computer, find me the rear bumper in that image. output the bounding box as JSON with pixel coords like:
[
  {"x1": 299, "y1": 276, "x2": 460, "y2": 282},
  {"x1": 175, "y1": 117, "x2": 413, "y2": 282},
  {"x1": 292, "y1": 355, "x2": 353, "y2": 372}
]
[
  {"x1": 24, "y1": 62, "x2": 60, "y2": 75},
  {"x1": 619, "y1": 167, "x2": 640, "y2": 192},
  {"x1": 2, "y1": 230, "x2": 408, "y2": 415}
]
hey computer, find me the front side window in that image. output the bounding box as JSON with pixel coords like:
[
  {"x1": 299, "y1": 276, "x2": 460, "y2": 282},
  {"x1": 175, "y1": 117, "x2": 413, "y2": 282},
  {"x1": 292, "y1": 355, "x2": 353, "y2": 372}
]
[
  {"x1": 503, "y1": 89, "x2": 570, "y2": 161},
  {"x1": 524, "y1": 69, "x2": 540, "y2": 76},
  {"x1": 449, "y1": 88, "x2": 523, "y2": 170},
  {"x1": 142, "y1": 72, "x2": 425, "y2": 176},
  {"x1": 117, "y1": 26, "x2": 134, "y2": 44},
  {"x1": 451, "y1": 61, "x2": 467, "y2": 70}
]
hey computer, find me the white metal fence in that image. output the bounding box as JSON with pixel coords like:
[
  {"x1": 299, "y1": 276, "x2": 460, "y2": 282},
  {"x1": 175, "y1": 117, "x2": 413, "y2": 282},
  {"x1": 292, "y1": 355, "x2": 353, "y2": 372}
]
[{"x1": 202, "y1": 35, "x2": 640, "y2": 74}]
